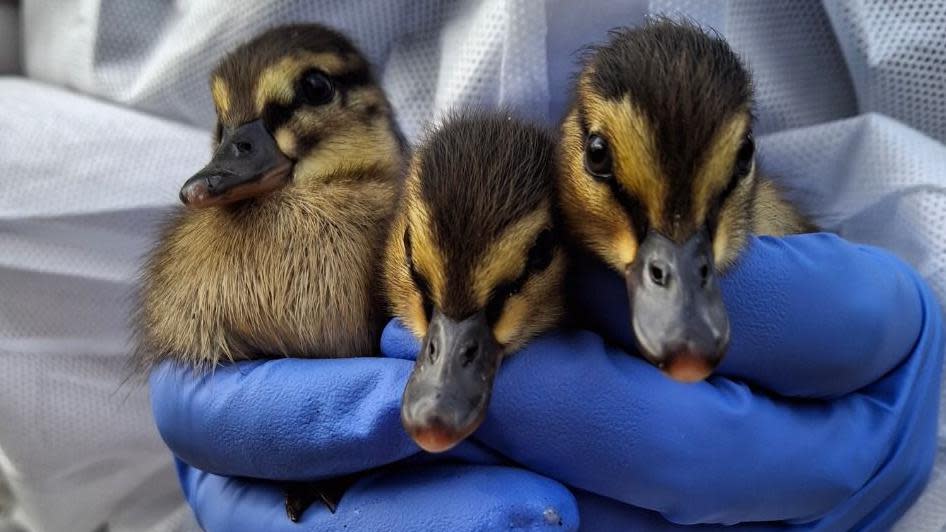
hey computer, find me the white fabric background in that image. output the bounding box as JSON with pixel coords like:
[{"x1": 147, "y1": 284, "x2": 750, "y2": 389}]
[{"x1": 1, "y1": 0, "x2": 944, "y2": 530}]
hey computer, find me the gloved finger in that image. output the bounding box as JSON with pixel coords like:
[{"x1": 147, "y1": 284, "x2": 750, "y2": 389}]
[
  {"x1": 573, "y1": 489, "x2": 779, "y2": 531},
  {"x1": 149, "y1": 357, "x2": 420, "y2": 480},
  {"x1": 571, "y1": 234, "x2": 924, "y2": 397},
  {"x1": 182, "y1": 462, "x2": 579, "y2": 532},
  {"x1": 573, "y1": 442, "x2": 936, "y2": 532},
  {"x1": 475, "y1": 266, "x2": 942, "y2": 525},
  {"x1": 382, "y1": 320, "x2": 423, "y2": 361}
]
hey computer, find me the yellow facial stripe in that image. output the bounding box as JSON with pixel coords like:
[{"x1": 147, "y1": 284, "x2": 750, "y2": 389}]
[
  {"x1": 585, "y1": 93, "x2": 666, "y2": 227},
  {"x1": 558, "y1": 107, "x2": 641, "y2": 272},
  {"x1": 401, "y1": 218, "x2": 432, "y2": 338},
  {"x1": 291, "y1": 116, "x2": 400, "y2": 179},
  {"x1": 493, "y1": 291, "x2": 529, "y2": 346},
  {"x1": 402, "y1": 166, "x2": 447, "y2": 306},
  {"x1": 471, "y1": 207, "x2": 550, "y2": 305},
  {"x1": 613, "y1": 228, "x2": 638, "y2": 268},
  {"x1": 492, "y1": 251, "x2": 565, "y2": 348},
  {"x1": 211, "y1": 77, "x2": 232, "y2": 122},
  {"x1": 253, "y1": 52, "x2": 349, "y2": 113},
  {"x1": 383, "y1": 213, "x2": 429, "y2": 340},
  {"x1": 407, "y1": 214, "x2": 445, "y2": 306},
  {"x1": 274, "y1": 128, "x2": 298, "y2": 158},
  {"x1": 346, "y1": 86, "x2": 385, "y2": 112},
  {"x1": 713, "y1": 169, "x2": 758, "y2": 269},
  {"x1": 692, "y1": 112, "x2": 750, "y2": 223},
  {"x1": 713, "y1": 208, "x2": 733, "y2": 267}
]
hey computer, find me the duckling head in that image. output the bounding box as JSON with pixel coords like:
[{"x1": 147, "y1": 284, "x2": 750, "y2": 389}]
[
  {"x1": 559, "y1": 20, "x2": 758, "y2": 382},
  {"x1": 181, "y1": 23, "x2": 404, "y2": 208},
  {"x1": 385, "y1": 111, "x2": 565, "y2": 452}
]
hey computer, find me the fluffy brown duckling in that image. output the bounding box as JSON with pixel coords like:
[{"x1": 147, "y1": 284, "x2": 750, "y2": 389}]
[
  {"x1": 384, "y1": 110, "x2": 565, "y2": 453},
  {"x1": 136, "y1": 24, "x2": 405, "y2": 370},
  {"x1": 133, "y1": 23, "x2": 405, "y2": 520},
  {"x1": 558, "y1": 19, "x2": 814, "y2": 382}
]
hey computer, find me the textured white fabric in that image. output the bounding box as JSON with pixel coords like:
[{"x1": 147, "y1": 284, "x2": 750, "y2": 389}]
[
  {"x1": 825, "y1": 1, "x2": 946, "y2": 145},
  {"x1": 0, "y1": 78, "x2": 207, "y2": 532},
  {"x1": 2, "y1": 1, "x2": 945, "y2": 531}
]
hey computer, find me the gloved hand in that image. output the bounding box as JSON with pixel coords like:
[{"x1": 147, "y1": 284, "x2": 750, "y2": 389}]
[
  {"x1": 150, "y1": 234, "x2": 944, "y2": 531},
  {"x1": 152, "y1": 356, "x2": 579, "y2": 531},
  {"x1": 176, "y1": 459, "x2": 578, "y2": 531}
]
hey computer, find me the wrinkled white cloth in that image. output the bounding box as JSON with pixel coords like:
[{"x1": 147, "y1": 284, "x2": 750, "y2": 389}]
[{"x1": 1, "y1": 0, "x2": 944, "y2": 531}]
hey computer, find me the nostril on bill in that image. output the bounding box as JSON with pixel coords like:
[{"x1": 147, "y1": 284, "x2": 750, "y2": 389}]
[
  {"x1": 460, "y1": 343, "x2": 478, "y2": 368},
  {"x1": 699, "y1": 263, "x2": 710, "y2": 285},
  {"x1": 233, "y1": 141, "x2": 253, "y2": 155},
  {"x1": 206, "y1": 175, "x2": 223, "y2": 192},
  {"x1": 427, "y1": 340, "x2": 438, "y2": 364},
  {"x1": 648, "y1": 260, "x2": 669, "y2": 287}
]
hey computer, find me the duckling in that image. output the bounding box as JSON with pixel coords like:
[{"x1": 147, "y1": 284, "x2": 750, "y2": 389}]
[
  {"x1": 136, "y1": 23, "x2": 404, "y2": 369},
  {"x1": 384, "y1": 110, "x2": 565, "y2": 453},
  {"x1": 558, "y1": 19, "x2": 815, "y2": 383},
  {"x1": 133, "y1": 24, "x2": 405, "y2": 519}
]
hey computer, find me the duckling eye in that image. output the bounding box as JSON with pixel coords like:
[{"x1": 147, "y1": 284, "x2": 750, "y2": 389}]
[
  {"x1": 734, "y1": 133, "x2": 754, "y2": 177},
  {"x1": 584, "y1": 134, "x2": 613, "y2": 179},
  {"x1": 299, "y1": 70, "x2": 335, "y2": 106}
]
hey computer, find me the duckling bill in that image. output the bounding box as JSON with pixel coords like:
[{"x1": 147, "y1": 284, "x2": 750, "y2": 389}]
[
  {"x1": 180, "y1": 118, "x2": 291, "y2": 207},
  {"x1": 135, "y1": 23, "x2": 405, "y2": 519},
  {"x1": 384, "y1": 110, "x2": 565, "y2": 452},
  {"x1": 560, "y1": 20, "x2": 815, "y2": 382}
]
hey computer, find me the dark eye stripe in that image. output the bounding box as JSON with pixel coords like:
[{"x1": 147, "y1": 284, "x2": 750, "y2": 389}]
[
  {"x1": 332, "y1": 67, "x2": 371, "y2": 91},
  {"x1": 485, "y1": 227, "x2": 558, "y2": 325},
  {"x1": 525, "y1": 229, "x2": 555, "y2": 272},
  {"x1": 718, "y1": 167, "x2": 744, "y2": 204},
  {"x1": 295, "y1": 133, "x2": 321, "y2": 156},
  {"x1": 716, "y1": 133, "x2": 754, "y2": 208},
  {"x1": 707, "y1": 165, "x2": 749, "y2": 236},
  {"x1": 261, "y1": 101, "x2": 296, "y2": 132},
  {"x1": 403, "y1": 227, "x2": 434, "y2": 320},
  {"x1": 708, "y1": 131, "x2": 756, "y2": 231},
  {"x1": 605, "y1": 179, "x2": 649, "y2": 243},
  {"x1": 258, "y1": 66, "x2": 371, "y2": 132}
]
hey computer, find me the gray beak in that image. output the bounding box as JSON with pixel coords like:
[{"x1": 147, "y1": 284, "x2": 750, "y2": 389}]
[{"x1": 626, "y1": 230, "x2": 730, "y2": 382}]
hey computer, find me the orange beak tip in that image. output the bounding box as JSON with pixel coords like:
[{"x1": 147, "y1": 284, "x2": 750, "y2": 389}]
[{"x1": 663, "y1": 355, "x2": 714, "y2": 383}]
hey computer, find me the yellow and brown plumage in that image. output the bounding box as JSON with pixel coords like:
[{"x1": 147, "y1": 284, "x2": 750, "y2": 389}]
[
  {"x1": 384, "y1": 110, "x2": 565, "y2": 453},
  {"x1": 135, "y1": 23, "x2": 407, "y2": 521},
  {"x1": 135, "y1": 24, "x2": 405, "y2": 373},
  {"x1": 559, "y1": 19, "x2": 814, "y2": 382}
]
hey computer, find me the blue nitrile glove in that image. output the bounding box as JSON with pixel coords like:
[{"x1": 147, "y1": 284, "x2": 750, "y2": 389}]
[
  {"x1": 176, "y1": 459, "x2": 578, "y2": 531},
  {"x1": 150, "y1": 234, "x2": 944, "y2": 530},
  {"x1": 151, "y1": 355, "x2": 580, "y2": 531}
]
